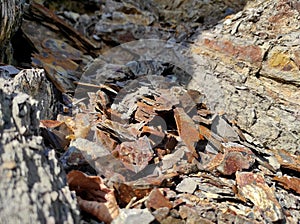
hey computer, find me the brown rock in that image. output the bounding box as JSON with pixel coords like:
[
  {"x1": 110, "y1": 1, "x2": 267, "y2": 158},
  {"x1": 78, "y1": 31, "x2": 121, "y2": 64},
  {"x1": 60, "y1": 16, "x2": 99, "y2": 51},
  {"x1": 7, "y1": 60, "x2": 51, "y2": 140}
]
[
  {"x1": 146, "y1": 188, "x2": 173, "y2": 210},
  {"x1": 236, "y1": 172, "x2": 284, "y2": 222},
  {"x1": 174, "y1": 107, "x2": 199, "y2": 158},
  {"x1": 274, "y1": 176, "x2": 300, "y2": 194},
  {"x1": 273, "y1": 149, "x2": 300, "y2": 172},
  {"x1": 214, "y1": 144, "x2": 255, "y2": 175}
]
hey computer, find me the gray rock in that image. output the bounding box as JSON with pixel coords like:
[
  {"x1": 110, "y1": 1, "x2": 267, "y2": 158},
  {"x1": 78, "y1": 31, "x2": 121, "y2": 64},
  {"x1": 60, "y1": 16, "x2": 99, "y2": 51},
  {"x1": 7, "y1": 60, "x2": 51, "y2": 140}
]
[
  {"x1": 176, "y1": 177, "x2": 198, "y2": 194},
  {"x1": 0, "y1": 78, "x2": 80, "y2": 223},
  {"x1": 112, "y1": 208, "x2": 155, "y2": 224}
]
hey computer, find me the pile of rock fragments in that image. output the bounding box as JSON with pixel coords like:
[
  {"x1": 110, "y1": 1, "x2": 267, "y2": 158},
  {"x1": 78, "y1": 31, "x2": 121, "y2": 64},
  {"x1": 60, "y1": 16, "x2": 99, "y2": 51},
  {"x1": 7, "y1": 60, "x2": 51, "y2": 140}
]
[{"x1": 0, "y1": 0, "x2": 299, "y2": 223}]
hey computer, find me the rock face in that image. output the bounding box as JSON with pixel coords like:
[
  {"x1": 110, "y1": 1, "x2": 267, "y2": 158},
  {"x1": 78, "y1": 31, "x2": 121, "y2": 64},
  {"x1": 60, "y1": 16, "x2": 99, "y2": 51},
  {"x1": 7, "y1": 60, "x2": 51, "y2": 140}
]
[
  {"x1": 0, "y1": 0, "x2": 26, "y2": 62},
  {"x1": 0, "y1": 70, "x2": 80, "y2": 223},
  {"x1": 190, "y1": 0, "x2": 300, "y2": 152}
]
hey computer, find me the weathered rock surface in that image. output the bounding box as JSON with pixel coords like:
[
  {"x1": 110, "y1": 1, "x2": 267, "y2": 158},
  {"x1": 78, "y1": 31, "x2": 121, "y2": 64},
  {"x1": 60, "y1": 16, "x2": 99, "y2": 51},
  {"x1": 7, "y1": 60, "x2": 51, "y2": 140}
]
[
  {"x1": 0, "y1": 68, "x2": 58, "y2": 119},
  {"x1": 0, "y1": 71, "x2": 79, "y2": 223},
  {"x1": 0, "y1": 0, "x2": 26, "y2": 62},
  {"x1": 1, "y1": 0, "x2": 300, "y2": 223},
  {"x1": 77, "y1": 0, "x2": 299, "y2": 152},
  {"x1": 190, "y1": 0, "x2": 300, "y2": 152}
]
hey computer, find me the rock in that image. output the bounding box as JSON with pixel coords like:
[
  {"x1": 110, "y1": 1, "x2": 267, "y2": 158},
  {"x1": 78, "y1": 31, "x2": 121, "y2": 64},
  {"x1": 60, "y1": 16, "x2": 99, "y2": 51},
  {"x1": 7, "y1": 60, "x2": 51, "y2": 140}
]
[
  {"x1": 160, "y1": 216, "x2": 185, "y2": 224},
  {"x1": 146, "y1": 188, "x2": 173, "y2": 210},
  {"x1": 0, "y1": 68, "x2": 58, "y2": 120},
  {"x1": 152, "y1": 207, "x2": 170, "y2": 222},
  {"x1": 3, "y1": 0, "x2": 300, "y2": 223},
  {"x1": 0, "y1": 88, "x2": 80, "y2": 223},
  {"x1": 191, "y1": 0, "x2": 300, "y2": 152},
  {"x1": 176, "y1": 178, "x2": 198, "y2": 194},
  {"x1": 236, "y1": 172, "x2": 284, "y2": 222},
  {"x1": 0, "y1": 0, "x2": 25, "y2": 62},
  {"x1": 13, "y1": 69, "x2": 57, "y2": 119},
  {"x1": 112, "y1": 208, "x2": 155, "y2": 224}
]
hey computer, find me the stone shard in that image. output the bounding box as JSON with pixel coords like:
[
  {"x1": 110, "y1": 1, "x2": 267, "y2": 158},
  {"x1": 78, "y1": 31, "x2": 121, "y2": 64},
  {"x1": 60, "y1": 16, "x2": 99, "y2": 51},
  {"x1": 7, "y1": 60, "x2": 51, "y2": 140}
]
[
  {"x1": 176, "y1": 178, "x2": 198, "y2": 194},
  {"x1": 273, "y1": 176, "x2": 300, "y2": 194},
  {"x1": 236, "y1": 172, "x2": 284, "y2": 222},
  {"x1": 146, "y1": 188, "x2": 173, "y2": 210},
  {"x1": 174, "y1": 107, "x2": 199, "y2": 158},
  {"x1": 112, "y1": 209, "x2": 155, "y2": 224},
  {"x1": 208, "y1": 143, "x2": 255, "y2": 175}
]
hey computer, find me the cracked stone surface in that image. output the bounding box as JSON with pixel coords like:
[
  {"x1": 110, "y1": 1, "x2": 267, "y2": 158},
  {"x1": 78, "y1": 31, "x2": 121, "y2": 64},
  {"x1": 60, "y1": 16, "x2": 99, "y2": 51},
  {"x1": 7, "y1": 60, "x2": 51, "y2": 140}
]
[{"x1": 190, "y1": 0, "x2": 300, "y2": 152}]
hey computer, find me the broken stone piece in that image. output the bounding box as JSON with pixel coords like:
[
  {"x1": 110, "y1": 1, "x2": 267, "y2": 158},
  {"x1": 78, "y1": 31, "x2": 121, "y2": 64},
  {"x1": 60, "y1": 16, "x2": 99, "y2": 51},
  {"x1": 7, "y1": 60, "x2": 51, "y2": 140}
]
[
  {"x1": 176, "y1": 178, "x2": 198, "y2": 194},
  {"x1": 236, "y1": 172, "x2": 284, "y2": 222},
  {"x1": 273, "y1": 149, "x2": 300, "y2": 172},
  {"x1": 174, "y1": 107, "x2": 199, "y2": 158},
  {"x1": 273, "y1": 176, "x2": 300, "y2": 195},
  {"x1": 112, "y1": 209, "x2": 155, "y2": 224},
  {"x1": 146, "y1": 188, "x2": 173, "y2": 210}
]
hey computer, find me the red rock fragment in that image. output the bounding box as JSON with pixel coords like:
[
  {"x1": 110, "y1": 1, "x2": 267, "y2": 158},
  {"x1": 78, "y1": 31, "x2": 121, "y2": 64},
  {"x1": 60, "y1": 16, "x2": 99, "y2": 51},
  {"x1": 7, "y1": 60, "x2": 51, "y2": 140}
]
[
  {"x1": 146, "y1": 188, "x2": 173, "y2": 210},
  {"x1": 142, "y1": 126, "x2": 165, "y2": 138},
  {"x1": 174, "y1": 107, "x2": 199, "y2": 158},
  {"x1": 40, "y1": 118, "x2": 73, "y2": 149},
  {"x1": 207, "y1": 144, "x2": 255, "y2": 175},
  {"x1": 219, "y1": 150, "x2": 252, "y2": 175},
  {"x1": 199, "y1": 125, "x2": 223, "y2": 152},
  {"x1": 113, "y1": 136, "x2": 153, "y2": 173},
  {"x1": 236, "y1": 172, "x2": 265, "y2": 188},
  {"x1": 273, "y1": 176, "x2": 300, "y2": 194},
  {"x1": 135, "y1": 101, "x2": 156, "y2": 123},
  {"x1": 236, "y1": 172, "x2": 284, "y2": 222},
  {"x1": 113, "y1": 182, "x2": 152, "y2": 207},
  {"x1": 135, "y1": 173, "x2": 178, "y2": 188},
  {"x1": 67, "y1": 170, "x2": 119, "y2": 223},
  {"x1": 173, "y1": 198, "x2": 185, "y2": 208}
]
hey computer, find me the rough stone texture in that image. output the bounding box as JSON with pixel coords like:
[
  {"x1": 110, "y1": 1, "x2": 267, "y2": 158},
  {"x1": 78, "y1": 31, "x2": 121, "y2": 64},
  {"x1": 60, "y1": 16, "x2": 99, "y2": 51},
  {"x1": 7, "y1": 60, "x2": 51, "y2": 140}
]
[
  {"x1": 148, "y1": 0, "x2": 248, "y2": 25},
  {"x1": 0, "y1": 0, "x2": 26, "y2": 62},
  {"x1": 79, "y1": 0, "x2": 299, "y2": 153},
  {"x1": 0, "y1": 75, "x2": 80, "y2": 223},
  {"x1": 13, "y1": 68, "x2": 58, "y2": 119},
  {"x1": 1, "y1": 0, "x2": 300, "y2": 222},
  {"x1": 0, "y1": 68, "x2": 58, "y2": 120},
  {"x1": 190, "y1": 0, "x2": 300, "y2": 152}
]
